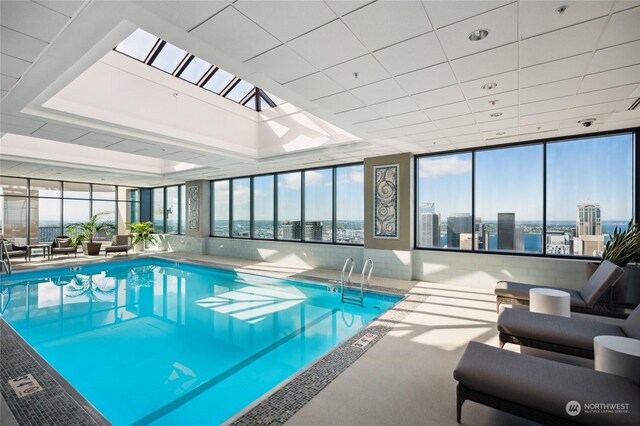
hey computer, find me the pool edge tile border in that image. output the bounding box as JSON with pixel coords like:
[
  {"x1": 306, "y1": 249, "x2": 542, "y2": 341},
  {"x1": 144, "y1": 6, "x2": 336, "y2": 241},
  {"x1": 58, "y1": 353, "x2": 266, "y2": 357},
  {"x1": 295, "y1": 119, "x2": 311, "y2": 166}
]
[
  {"x1": 226, "y1": 293, "x2": 427, "y2": 426},
  {"x1": 0, "y1": 319, "x2": 110, "y2": 426}
]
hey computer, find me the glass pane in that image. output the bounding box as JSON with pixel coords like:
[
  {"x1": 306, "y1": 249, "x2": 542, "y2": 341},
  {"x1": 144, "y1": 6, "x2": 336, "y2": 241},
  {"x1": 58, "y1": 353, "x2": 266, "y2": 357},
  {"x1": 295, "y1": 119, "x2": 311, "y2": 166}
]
[
  {"x1": 265, "y1": 90, "x2": 285, "y2": 105},
  {"x1": 63, "y1": 182, "x2": 90, "y2": 199},
  {"x1": 0, "y1": 177, "x2": 27, "y2": 196},
  {"x1": 179, "y1": 56, "x2": 211, "y2": 84},
  {"x1": 117, "y1": 200, "x2": 139, "y2": 234},
  {"x1": 179, "y1": 185, "x2": 186, "y2": 234},
  {"x1": 115, "y1": 28, "x2": 158, "y2": 61},
  {"x1": 0, "y1": 196, "x2": 28, "y2": 244},
  {"x1": 475, "y1": 145, "x2": 543, "y2": 253},
  {"x1": 225, "y1": 80, "x2": 253, "y2": 102},
  {"x1": 336, "y1": 165, "x2": 364, "y2": 244},
  {"x1": 277, "y1": 172, "x2": 301, "y2": 240},
  {"x1": 253, "y1": 175, "x2": 274, "y2": 239},
  {"x1": 63, "y1": 199, "x2": 90, "y2": 237},
  {"x1": 31, "y1": 198, "x2": 61, "y2": 243},
  {"x1": 118, "y1": 187, "x2": 138, "y2": 202},
  {"x1": 166, "y1": 186, "x2": 179, "y2": 234},
  {"x1": 151, "y1": 42, "x2": 188, "y2": 74},
  {"x1": 546, "y1": 134, "x2": 634, "y2": 257},
  {"x1": 153, "y1": 188, "x2": 165, "y2": 233},
  {"x1": 305, "y1": 169, "x2": 332, "y2": 242},
  {"x1": 92, "y1": 201, "x2": 117, "y2": 241},
  {"x1": 243, "y1": 94, "x2": 257, "y2": 110},
  {"x1": 213, "y1": 180, "x2": 229, "y2": 237},
  {"x1": 92, "y1": 184, "x2": 116, "y2": 200},
  {"x1": 232, "y1": 178, "x2": 250, "y2": 238},
  {"x1": 203, "y1": 68, "x2": 234, "y2": 94},
  {"x1": 417, "y1": 154, "x2": 472, "y2": 249},
  {"x1": 30, "y1": 180, "x2": 61, "y2": 198}
]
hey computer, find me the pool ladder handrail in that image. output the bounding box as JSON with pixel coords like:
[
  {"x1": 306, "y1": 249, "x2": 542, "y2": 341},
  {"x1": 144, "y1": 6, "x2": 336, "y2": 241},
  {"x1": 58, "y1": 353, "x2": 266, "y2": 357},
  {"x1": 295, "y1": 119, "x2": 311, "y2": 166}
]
[
  {"x1": 0, "y1": 241, "x2": 11, "y2": 275},
  {"x1": 341, "y1": 257, "x2": 354, "y2": 287},
  {"x1": 341, "y1": 258, "x2": 373, "y2": 306}
]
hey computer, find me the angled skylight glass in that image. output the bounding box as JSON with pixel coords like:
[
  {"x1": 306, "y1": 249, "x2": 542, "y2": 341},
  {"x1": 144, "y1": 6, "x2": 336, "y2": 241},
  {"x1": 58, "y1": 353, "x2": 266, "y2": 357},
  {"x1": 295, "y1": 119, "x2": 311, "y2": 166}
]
[
  {"x1": 114, "y1": 29, "x2": 286, "y2": 111},
  {"x1": 150, "y1": 42, "x2": 188, "y2": 74}
]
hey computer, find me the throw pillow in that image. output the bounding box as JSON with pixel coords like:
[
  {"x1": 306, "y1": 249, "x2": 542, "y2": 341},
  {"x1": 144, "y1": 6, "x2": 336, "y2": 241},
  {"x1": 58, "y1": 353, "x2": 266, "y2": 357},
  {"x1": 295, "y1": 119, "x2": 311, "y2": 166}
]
[{"x1": 57, "y1": 239, "x2": 70, "y2": 248}]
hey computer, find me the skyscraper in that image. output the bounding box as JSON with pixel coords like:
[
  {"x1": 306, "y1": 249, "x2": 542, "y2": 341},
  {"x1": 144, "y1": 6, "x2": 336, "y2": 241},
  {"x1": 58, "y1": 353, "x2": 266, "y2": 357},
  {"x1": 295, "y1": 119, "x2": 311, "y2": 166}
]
[
  {"x1": 577, "y1": 202, "x2": 601, "y2": 236},
  {"x1": 497, "y1": 213, "x2": 515, "y2": 250},
  {"x1": 419, "y1": 212, "x2": 440, "y2": 247},
  {"x1": 281, "y1": 221, "x2": 324, "y2": 240},
  {"x1": 419, "y1": 202, "x2": 435, "y2": 214},
  {"x1": 447, "y1": 213, "x2": 471, "y2": 249}
]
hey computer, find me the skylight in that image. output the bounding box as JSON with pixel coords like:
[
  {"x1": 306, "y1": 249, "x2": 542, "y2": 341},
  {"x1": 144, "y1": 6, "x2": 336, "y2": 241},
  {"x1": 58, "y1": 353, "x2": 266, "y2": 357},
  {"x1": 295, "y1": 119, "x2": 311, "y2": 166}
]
[{"x1": 114, "y1": 29, "x2": 285, "y2": 111}]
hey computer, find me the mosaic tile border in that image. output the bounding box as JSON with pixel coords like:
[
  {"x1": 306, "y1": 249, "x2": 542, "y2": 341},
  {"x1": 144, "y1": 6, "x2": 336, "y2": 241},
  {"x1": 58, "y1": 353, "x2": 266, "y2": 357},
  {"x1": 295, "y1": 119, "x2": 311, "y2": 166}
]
[
  {"x1": 228, "y1": 292, "x2": 427, "y2": 425},
  {"x1": 0, "y1": 319, "x2": 109, "y2": 426}
]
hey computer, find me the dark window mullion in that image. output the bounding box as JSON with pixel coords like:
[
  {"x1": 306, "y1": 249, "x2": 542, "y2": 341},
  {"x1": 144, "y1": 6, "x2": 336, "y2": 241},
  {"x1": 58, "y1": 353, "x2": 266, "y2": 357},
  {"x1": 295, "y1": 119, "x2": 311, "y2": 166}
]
[
  {"x1": 229, "y1": 179, "x2": 233, "y2": 238},
  {"x1": 250, "y1": 177, "x2": 255, "y2": 239},
  {"x1": 199, "y1": 66, "x2": 218, "y2": 88},
  {"x1": 146, "y1": 40, "x2": 166, "y2": 65},
  {"x1": 332, "y1": 167, "x2": 337, "y2": 244},
  {"x1": 274, "y1": 174, "x2": 279, "y2": 240},
  {"x1": 301, "y1": 172, "x2": 305, "y2": 242},
  {"x1": 220, "y1": 77, "x2": 240, "y2": 98},
  {"x1": 258, "y1": 88, "x2": 276, "y2": 108},
  {"x1": 542, "y1": 143, "x2": 547, "y2": 255},
  {"x1": 174, "y1": 54, "x2": 195, "y2": 77}
]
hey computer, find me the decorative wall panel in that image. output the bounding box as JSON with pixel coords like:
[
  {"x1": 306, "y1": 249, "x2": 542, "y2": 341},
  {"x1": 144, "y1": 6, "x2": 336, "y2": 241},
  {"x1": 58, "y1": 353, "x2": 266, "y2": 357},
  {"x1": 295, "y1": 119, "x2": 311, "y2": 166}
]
[{"x1": 373, "y1": 164, "x2": 399, "y2": 239}]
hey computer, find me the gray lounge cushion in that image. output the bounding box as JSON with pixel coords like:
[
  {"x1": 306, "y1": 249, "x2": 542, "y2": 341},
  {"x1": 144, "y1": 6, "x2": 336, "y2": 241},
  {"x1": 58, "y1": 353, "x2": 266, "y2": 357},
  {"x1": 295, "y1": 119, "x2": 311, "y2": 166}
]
[
  {"x1": 495, "y1": 281, "x2": 586, "y2": 308},
  {"x1": 498, "y1": 307, "x2": 625, "y2": 350},
  {"x1": 580, "y1": 260, "x2": 624, "y2": 308},
  {"x1": 622, "y1": 305, "x2": 640, "y2": 339},
  {"x1": 4, "y1": 242, "x2": 13, "y2": 251},
  {"x1": 454, "y1": 341, "x2": 640, "y2": 425},
  {"x1": 56, "y1": 239, "x2": 70, "y2": 248}
]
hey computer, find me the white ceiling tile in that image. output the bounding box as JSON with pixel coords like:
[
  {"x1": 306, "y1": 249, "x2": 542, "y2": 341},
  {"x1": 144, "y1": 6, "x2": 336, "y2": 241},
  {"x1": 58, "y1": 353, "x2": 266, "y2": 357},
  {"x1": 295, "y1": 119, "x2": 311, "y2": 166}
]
[
  {"x1": 398, "y1": 121, "x2": 439, "y2": 136},
  {"x1": 33, "y1": 1, "x2": 84, "y2": 18},
  {"x1": 386, "y1": 110, "x2": 430, "y2": 127},
  {"x1": 598, "y1": 6, "x2": 640, "y2": 48},
  {"x1": 520, "y1": 17, "x2": 607, "y2": 67},
  {"x1": 0, "y1": 53, "x2": 31, "y2": 78},
  {"x1": 451, "y1": 43, "x2": 517, "y2": 82},
  {"x1": 466, "y1": 90, "x2": 518, "y2": 113},
  {"x1": 519, "y1": 1, "x2": 612, "y2": 39},
  {"x1": 350, "y1": 78, "x2": 406, "y2": 104},
  {"x1": 433, "y1": 113, "x2": 477, "y2": 129},
  {"x1": 191, "y1": 7, "x2": 280, "y2": 61},
  {"x1": 0, "y1": 27, "x2": 48, "y2": 62},
  {"x1": 565, "y1": 99, "x2": 634, "y2": 118},
  {"x1": 412, "y1": 84, "x2": 465, "y2": 109},
  {"x1": 571, "y1": 84, "x2": 639, "y2": 108},
  {"x1": 314, "y1": 91, "x2": 365, "y2": 113},
  {"x1": 580, "y1": 64, "x2": 640, "y2": 92},
  {"x1": 589, "y1": 40, "x2": 640, "y2": 74},
  {"x1": 373, "y1": 32, "x2": 446, "y2": 76},
  {"x1": 478, "y1": 117, "x2": 519, "y2": 132},
  {"x1": 520, "y1": 77, "x2": 581, "y2": 104},
  {"x1": 520, "y1": 96, "x2": 572, "y2": 116},
  {"x1": 325, "y1": 0, "x2": 373, "y2": 17},
  {"x1": 1, "y1": 75, "x2": 17, "y2": 92},
  {"x1": 442, "y1": 124, "x2": 480, "y2": 137},
  {"x1": 284, "y1": 72, "x2": 342, "y2": 100},
  {"x1": 365, "y1": 127, "x2": 408, "y2": 139},
  {"x1": 519, "y1": 53, "x2": 591, "y2": 88},
  {"x1": 436, "y1": 3, "x2": 517, "y2": 60},
  {"x1": 351, "y1": 118, "x2": 393, "y2": 132},
  {"x1": 422, "y1": 1, "x2": 510, "y2": 29},
  {"x1": 1, "y1": 113, "x2": 46, "y2": 133},
  {"x1": 459, "y1": 70, "x2": 518, "y2": 99},
  {"x1": 519, "y1": 121, "x2": 560, "y2": 135},
  {"x1": 448, "y1": 133, "x2": 482, "y2": 144},
  {"x1": 323, "y1": 54, "x2": 390, "y2": 89},
  {"x1": 0, "y1": 0, "x2": 68, "y2": 42},
  {"x1": 474, "y1": 105, "x2": 518, "y2": 123},
  {"x1": 370, "y1": 96, "x2": 419, "y2": 117},
  {"x1": 425, "y1": 101, "x2": 471, "y2": 121},
  {"x1": 234, "y1": 1, "x2": 337, "y2": 42},
  {"x1": 336, "y1": 107, "x2": 381, "y2": 123},
  {"x1": 31, "y1": 125, "x2": 88, "y2": 142},
  {"x1": 72, "y1": 132, "x2": 125, "y2": 148},
  {"x1": 107, "y1": 140, "x2": 155, "y2": 153},
  {"x1": 342, "y1": 0, "x2": 432, "y2": 51},
  {"x1": 519, "y1": 111, "x2": 566, "y2": 126},
  {"x1": 137, "y1": 1, "x2": 227, "y2": 31},
  {"x1": 395, "y1": 62, "x2": 456, "y2": 95},
  {"x1": 287, "y1": 19, "x2": 368, "y2": 69},
  {"x1": 612, "y1": 1, "x2": 640, "y2": 12},
  {"x1": 245, "y1": 45, "x2": 317, "y2": 84}
]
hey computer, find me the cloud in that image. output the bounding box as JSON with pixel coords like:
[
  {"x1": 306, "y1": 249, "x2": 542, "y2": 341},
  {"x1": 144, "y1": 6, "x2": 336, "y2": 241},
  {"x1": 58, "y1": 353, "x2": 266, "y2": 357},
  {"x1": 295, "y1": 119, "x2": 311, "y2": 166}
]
[
  {"x1": 350, "y1": 170, "x2": 364, "y2": 184},
  {"x1": 420, "y1": 156, "x2": 471, "y2": 177},
  {"x1": 280, "y1": 173, "x2": 301, "y2": 190},
  {"x1": 304, "y1": 170, "x2": 325, "y2": 186}
]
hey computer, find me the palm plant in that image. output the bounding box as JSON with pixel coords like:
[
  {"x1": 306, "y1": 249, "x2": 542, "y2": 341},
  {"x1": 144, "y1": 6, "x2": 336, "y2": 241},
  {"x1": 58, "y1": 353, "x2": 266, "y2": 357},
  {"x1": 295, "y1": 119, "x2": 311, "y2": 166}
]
[
  {"x1": 126, "y1": 221, "x2": 156, "y2": 247},
  {"x1": 68, "y1": 212, "x2": 116, "y2": 245},
  {"x1": 602, "y1": 220, "x2": 640, "y2": 267}
]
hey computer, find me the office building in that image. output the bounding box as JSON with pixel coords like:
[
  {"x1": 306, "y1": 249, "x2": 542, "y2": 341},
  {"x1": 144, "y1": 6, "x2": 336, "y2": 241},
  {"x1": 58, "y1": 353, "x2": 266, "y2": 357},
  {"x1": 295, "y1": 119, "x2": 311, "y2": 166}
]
[
  {"x1": 497, "y1": 213, "x2": 515, "y2": 250},
  {"x1": 447, "y1": 213, "x2": 472, "y2": 249}
]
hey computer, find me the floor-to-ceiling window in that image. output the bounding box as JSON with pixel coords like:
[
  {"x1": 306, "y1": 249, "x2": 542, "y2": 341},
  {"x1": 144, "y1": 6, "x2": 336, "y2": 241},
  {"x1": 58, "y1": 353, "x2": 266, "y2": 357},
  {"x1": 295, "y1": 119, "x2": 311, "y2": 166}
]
[
  {"x1": 253, "y1": 175, "x2": 274, "y2": 239},
  {"x1": 149, "y1": 185, "x2": 186, "y2": 235},
  {"x1": 232, "y1": 178, "x2": 250, "y2": 238},
  {"x1": 335, "y1": 164, "x2": 365, "y2": 244},
  {"x1": 212, "y1": 180, "x2": 230, "y2": 237},
  {"x1": 277, "y1": 172, "x2": 302, "y2": 241},
  {"x1": 304, "y1": 168, "x2": 333, "y2": 242}
]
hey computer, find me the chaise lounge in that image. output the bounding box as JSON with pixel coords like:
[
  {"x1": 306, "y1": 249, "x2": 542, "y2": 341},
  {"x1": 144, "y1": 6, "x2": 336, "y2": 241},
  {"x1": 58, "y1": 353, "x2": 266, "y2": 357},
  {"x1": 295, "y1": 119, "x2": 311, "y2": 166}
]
[
  {"x1": 51, "y1": 236, "x2": 77, "y2": 258},
  {"x1": 104, "y1": 235, "x2": 131, "y2": 257},
  {"x1": 454, "y1": 341, "x2": 640, "y2": 425},
  {"x1": 0, "y1": 239, "x2": 27, "y2": 261},
  {"x1": 497, "y1": 305, "x2": 640, "y2": 359},
  {"x1": 494, "y1": 260, "x2": 624, "y2": 316}
]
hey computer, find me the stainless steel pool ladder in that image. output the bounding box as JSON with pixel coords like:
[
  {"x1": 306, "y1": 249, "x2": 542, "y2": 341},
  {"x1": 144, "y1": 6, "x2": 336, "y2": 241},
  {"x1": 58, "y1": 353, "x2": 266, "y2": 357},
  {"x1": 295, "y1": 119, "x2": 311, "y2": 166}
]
[
  {"x1": 0, "y1": 241, "x2": 11, "y2": 275},
  {"x1": 341, "y1": 258, "x2": 373, "y2": 306}
]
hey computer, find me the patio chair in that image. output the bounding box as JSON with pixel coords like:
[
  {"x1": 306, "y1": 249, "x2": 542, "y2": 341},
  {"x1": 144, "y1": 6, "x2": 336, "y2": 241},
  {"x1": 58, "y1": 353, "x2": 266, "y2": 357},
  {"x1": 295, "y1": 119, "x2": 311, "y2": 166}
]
[
  {"x1": 104, "y1": 235, "x2": 131, "y2": 257},
  {"x1": 497, "y1": 304, "x2": 640, "y2": 359},
  {"x1": 454, "y1": 341, "x2": 640, "y2": 425},
  {"x1": 51, "y1": 236, "x2": 77, "y2": 258},
  {"x1": 494, "y1": 260, "x2": 624, "y2": 316},
  {"x1": 0, "y1": 239, "x2": 27, "y2": 261}
]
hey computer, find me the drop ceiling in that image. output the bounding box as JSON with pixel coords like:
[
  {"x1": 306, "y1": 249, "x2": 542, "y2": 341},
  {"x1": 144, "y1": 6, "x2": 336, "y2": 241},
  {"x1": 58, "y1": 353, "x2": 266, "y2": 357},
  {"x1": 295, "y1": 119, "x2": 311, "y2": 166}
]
[{"x1": 1, "y1": 0, "x2": 639, "y2": 187}]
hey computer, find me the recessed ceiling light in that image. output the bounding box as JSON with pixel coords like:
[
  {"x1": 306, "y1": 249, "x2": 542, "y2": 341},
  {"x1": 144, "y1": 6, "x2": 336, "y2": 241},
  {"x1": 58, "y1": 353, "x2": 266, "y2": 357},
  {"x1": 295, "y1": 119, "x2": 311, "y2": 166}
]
[
  {"x1": 481, "y1": 82, "x2": 498, "y2": 90},
  {"x1": 488, "y1": 100, "x2": 498, "y2": 106},
  {"x1": 468, "y1": 29, "x2": 489, "y2": 41},
  {"x1": 496, "y1": 131, "x2": 506, "y2": 136},
  {"x1": 490, "y1": 112, "x2": 503, "y2": 118}
]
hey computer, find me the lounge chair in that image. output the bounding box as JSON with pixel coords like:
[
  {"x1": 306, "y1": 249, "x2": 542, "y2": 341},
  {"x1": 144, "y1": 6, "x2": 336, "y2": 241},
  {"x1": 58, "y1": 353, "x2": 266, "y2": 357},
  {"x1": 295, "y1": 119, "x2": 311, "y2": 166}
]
[
  {"x1": 454, "y1": 341, "x2": 640, "y2": 425},
  {"x1": 494, "y1": 260, "x2": 624, "y2": 317},
  {"x1": 497, "y1": 305, "x2": 640, "y2": 359},
  {"x1": 51, "y1": 236, "x2": 77, "y2": 258},
  {"x1": 0, "y1": 239, "x2": 27, "y2": 260},
  {"x1": 104, "y1": 235, "x2": 131, "y2": 257}
]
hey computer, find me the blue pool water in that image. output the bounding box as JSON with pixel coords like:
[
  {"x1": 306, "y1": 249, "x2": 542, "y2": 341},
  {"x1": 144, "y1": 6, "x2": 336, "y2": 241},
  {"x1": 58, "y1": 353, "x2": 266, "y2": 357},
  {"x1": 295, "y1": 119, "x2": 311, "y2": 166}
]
[{"x1": 0, "y1": 258, "x2": 400, "y2": 425}]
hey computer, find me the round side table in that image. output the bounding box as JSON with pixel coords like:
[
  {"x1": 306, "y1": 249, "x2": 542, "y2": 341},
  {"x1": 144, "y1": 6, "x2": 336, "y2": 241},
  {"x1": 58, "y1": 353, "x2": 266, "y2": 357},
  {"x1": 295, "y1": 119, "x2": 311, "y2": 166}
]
[
  {"x1": 594, "y1": 335, "x2": 640, "y2": 384},
  {"x1": 529, "y1": 288, "x2": 570, "y2": 317}
]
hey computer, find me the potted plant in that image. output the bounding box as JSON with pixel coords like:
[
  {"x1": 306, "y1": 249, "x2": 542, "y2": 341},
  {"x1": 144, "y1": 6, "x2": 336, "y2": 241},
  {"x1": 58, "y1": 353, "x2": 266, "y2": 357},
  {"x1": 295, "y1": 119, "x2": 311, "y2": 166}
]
[
  {"x1": 126, "y1": 221, "x2": 156, "y2": 253},
  {"x1": 68, "y1": 213, "x2": 116, "y2": 256}
]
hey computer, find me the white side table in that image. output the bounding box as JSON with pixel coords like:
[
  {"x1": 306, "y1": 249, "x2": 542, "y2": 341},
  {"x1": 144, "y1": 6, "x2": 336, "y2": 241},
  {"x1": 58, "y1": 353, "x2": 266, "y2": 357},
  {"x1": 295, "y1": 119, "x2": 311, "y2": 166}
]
[
  {"x1": 594, "y1": 335, "x2": 640, "y2": 384},
  {"x1": 529, "y1": 288, "x2": 570, "y2": 317}
]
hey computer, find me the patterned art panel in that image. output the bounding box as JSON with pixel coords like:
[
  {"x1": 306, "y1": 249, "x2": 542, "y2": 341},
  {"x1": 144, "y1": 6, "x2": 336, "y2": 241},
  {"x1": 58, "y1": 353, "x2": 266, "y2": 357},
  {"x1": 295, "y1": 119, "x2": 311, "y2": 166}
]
[
  {"x1": 374, "y1": 164, "x2": 399, "y2": 238},
  {"x1": 187, "y1": 186, "x2": 199, "y2": 230}
]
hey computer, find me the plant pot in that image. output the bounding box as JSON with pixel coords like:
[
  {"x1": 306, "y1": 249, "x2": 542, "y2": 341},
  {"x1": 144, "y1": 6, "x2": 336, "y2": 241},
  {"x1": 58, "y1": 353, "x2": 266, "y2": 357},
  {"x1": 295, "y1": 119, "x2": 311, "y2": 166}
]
[
  {"x1": 133, "y1": 242, "x2": 145, "y2": 253},
  {"x1": 82, "y1": 242, "x2": 102, "y2": 256},
  {"x1": 586, "y1": 262, "x2": 640, "y2": 306}
]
